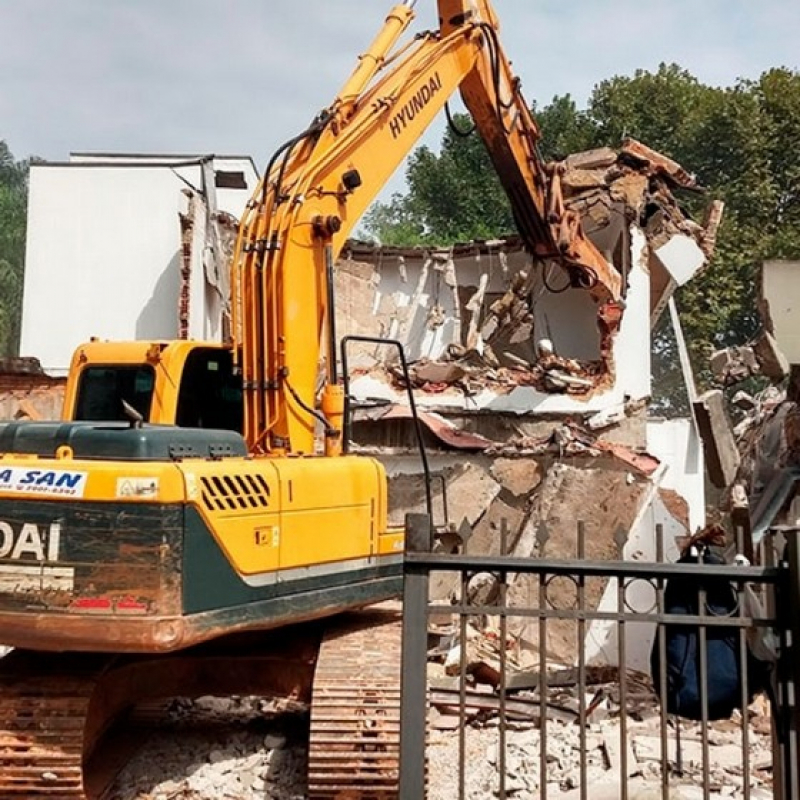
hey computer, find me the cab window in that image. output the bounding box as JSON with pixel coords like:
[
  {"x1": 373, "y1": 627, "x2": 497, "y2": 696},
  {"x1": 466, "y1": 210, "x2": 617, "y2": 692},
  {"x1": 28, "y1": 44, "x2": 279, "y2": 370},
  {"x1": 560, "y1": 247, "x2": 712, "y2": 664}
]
[
  {"x1": 175, "y1": 348, "x2": 243, "y2": 432},
  {"x1": 75, "y1": 366, "x2": 155, "y2": 421}
]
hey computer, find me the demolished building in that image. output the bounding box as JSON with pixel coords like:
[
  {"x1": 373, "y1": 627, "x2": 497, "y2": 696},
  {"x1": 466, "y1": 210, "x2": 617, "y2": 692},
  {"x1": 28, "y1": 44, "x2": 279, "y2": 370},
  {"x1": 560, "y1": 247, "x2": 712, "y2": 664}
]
[
  {"x1": 334, "y1": 139, "x2": 721, "y2": 669},
  {"x1": 7, "y1": 140, "x2": 722, "y2": 670}
]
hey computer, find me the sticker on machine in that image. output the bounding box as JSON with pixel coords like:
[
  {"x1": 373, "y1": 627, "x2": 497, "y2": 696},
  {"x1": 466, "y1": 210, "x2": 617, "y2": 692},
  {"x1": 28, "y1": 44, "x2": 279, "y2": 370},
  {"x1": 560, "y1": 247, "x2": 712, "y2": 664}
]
[
  {"x1": 0, "y1": 467, "x2": 88, "y2": 498},
  {"x1": 0, "y1": 565, "x2": 74, "y2": 593},
  {"x1": 116, "y1": 477, "x2": 159, "y2": 498}
]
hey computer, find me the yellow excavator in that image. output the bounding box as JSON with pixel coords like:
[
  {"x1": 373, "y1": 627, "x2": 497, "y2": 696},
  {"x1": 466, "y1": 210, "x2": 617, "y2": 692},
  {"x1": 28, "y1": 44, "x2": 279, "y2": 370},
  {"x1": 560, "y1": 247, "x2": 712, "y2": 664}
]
[{"x1": 0, "y1": 1, "x2": 621, "y2": 796}]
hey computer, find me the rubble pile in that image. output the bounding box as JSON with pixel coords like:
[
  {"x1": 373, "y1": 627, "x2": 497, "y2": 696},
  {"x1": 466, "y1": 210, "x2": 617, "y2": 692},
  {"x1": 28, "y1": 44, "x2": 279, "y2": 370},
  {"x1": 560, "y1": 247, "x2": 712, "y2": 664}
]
[
  {"x1": 389, "y1": 346, "x2": 607, "y2": 397},
  {"x1": 705, "y1": 260, "x2": 800, "y2": 530},
  {"x1": 427, "y1": 704, "x2": 773, "y2": 800},
  {"x1": 425, "y1": 622, "x2": 773, "y2": 800},
  {"x1": 107, "y1": 696, "x2": 308, "y2": 800},
  {"x1": 561, "y1": 138, "x2": 715, "y2": 255},
  {"x1": 104, "y1": 669, "x2": 773, "y2": 800}
]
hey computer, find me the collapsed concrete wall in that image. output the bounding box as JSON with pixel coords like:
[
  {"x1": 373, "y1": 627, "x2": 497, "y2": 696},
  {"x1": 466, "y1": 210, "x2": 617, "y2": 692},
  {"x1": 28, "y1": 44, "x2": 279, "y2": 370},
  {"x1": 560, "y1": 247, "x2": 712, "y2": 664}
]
[
  {"x1": 338, "y1": 139, "x2": 719, "y2": 423},
  {"x1": 339, "y1": 140, "x2": 718, "y2": 668}
]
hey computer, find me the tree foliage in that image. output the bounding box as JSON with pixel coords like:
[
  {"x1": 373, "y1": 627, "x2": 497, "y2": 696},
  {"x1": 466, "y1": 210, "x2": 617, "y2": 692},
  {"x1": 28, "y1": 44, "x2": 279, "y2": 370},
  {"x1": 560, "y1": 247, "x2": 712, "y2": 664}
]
[
  {"x1": 0, "y1": 141, "x2": 28, "y2": 357},
  {"x1": 361, "y1": 66, "x2": 800, "y2": 407}
]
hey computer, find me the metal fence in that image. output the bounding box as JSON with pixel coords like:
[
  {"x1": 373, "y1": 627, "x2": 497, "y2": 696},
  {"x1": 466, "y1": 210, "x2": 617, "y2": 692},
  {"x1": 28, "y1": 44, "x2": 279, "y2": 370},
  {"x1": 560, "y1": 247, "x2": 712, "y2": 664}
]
[{"x1": 399, "y1": 516, "x2": 800, "y2": 799}]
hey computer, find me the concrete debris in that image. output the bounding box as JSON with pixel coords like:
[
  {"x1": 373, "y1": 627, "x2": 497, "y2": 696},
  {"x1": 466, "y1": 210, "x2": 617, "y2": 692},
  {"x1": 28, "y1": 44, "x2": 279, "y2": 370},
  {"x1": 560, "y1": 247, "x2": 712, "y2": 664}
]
[
  {"x1": 693, "y1": 389, "x2": 741, "y2": 489},
  {"x1": 389, "y1": 348, "x2": 608, "y2": 398},
  {"x1": 710, "y1": 346, "x2": 759, "y2": 386},
  {"x1": 732, "y1": 390, "x2": 757, "y2": 412},
  {"x1": 710, "y1": 331, "x2": 788, "y2": 387},
  {"x1": 97, "y1": 659, "x2": 772, "y2": 800},
  {"x1": 709, "y1": 261, "x2": 800, "y2": 534},
  {"x1": 423, "y1": 623, "x2": 773, "y2": 800},
  {"x1": 486, "y1": 423, "x2": 659, "y2": 475},
  {"x1": 489, "y1": 458, "x2": 543, "y2": 497},
  {"x1": 563, "y1": 137, "x2": 706, "y2": 249},
  {"x1": 340, "y1": 137, "x2": 717, "y2": 404},
  {"x1": 106, "y1": 695, "x2": 309, "y2": 799},
  {"x1": 752, "y1": 330, "x2": 790, "y2": 381},
  {"x1": 619, "y1": 138, "x2": 699, "y2": 190}
]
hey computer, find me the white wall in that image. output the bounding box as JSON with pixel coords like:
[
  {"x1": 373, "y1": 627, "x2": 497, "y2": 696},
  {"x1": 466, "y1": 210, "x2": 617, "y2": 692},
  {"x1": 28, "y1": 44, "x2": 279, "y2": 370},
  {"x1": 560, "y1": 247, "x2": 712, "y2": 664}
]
[
  {"x1": 646, "y1": 417, "x2": 705, "y2": 532},
  {"x1": 584, "y1": 417, "x2": 705, "y2": 670},
  {"x1": 21, "y1": 155, "x2": 257, "y2": 375}
]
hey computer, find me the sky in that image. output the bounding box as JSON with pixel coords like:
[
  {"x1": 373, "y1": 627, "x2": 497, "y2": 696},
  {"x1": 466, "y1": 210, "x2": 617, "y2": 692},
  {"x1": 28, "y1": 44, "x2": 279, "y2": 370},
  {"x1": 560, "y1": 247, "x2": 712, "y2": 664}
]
[{"x1": 2, "y1": 0, "x2": 799, "y2": 199}]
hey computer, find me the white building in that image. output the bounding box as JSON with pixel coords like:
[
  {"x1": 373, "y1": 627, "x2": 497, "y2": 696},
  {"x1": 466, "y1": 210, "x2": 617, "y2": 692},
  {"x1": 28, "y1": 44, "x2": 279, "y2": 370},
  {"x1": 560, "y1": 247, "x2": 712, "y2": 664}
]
[{"x1": 21, "y1": 153, "x2": 258, "y2": 375}]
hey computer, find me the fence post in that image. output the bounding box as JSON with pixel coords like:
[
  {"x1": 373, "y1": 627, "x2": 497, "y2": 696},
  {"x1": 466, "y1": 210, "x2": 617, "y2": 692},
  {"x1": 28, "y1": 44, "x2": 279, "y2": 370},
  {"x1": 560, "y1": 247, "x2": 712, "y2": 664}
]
[
  {"x1": 399, "y1": 513, "x2": 431, "y2": 799},
  {"x1": 775, "y1": 527, "x2": 800, "y2": 800}
]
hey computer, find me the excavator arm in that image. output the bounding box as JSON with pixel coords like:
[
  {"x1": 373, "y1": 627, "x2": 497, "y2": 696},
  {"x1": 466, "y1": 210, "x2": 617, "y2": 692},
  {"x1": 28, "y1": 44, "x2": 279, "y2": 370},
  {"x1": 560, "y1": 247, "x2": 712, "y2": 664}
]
[{"x1": 232, "y1": 0, "x2": 622, "y2": 456}]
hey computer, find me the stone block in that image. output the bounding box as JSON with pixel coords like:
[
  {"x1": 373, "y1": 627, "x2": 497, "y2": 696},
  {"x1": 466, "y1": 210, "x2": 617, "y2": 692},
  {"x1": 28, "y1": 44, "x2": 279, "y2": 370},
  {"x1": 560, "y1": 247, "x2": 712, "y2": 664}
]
[{"x1": 490, "y1": 457, "x2": 543, "y2": 497}]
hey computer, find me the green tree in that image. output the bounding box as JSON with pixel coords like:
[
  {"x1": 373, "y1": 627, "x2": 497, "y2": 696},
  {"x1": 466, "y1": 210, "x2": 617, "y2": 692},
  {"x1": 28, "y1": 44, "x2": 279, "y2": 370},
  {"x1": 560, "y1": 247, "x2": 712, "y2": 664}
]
[
  {"x1": 0, "y1": 141, "x2": 29, "y2": 357},
  {"x1": 534, "y1": 94, "x2": 599, "y2": 161}
]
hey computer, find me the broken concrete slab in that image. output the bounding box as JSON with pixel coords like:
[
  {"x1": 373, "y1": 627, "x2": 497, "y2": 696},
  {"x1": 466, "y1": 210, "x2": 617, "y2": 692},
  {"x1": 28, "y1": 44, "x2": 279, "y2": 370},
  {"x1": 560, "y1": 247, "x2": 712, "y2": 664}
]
[
  {"x1": 414, "y1": 361, "x2": 467, "y2": 385},
  {"x1": 619, "y1": 138, "x2": 698, "y2": 189},
  {"x1": 710, "y1": 345, "x2": 759, "y2": 385},
  {"x1": 652, "y1": 234, "x2": 706, "y2": 287},
  {"x1": 440, "y1": 461, "x2": 501, "y2": 529},
  {"x1": 693, "y1": 389, "x2": 741, "y2": 489},
  {"x1": 752, "y1": 329, "x2": 789, "y2": 380},
  {"x1": 564, "y1": 146, "x2": 618, "y2": 171}
]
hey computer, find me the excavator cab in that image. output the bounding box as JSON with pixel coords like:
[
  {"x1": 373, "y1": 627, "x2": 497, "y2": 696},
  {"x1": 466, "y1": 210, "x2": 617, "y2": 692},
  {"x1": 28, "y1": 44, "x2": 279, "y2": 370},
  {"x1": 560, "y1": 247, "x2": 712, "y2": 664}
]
[{"x1": 63, "y1": 339, "x2": 243, "y2": 431}]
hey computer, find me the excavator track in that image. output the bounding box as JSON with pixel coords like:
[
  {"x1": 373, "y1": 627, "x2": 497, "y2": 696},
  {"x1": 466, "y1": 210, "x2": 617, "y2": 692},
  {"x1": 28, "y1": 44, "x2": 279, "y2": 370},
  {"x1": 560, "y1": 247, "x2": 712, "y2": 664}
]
[
  {"x1": 308, "y1": 603, "x2": 406, "y2": 799},
  {"x1": 0, "y1": 651, "x2": 112, "y2": 799},
  {"x1": 0, "y1": 628, "x2": 321, "y2": 800},
  {"x1": 0, "y1": 608, "x2": 412, "y2": 799}
]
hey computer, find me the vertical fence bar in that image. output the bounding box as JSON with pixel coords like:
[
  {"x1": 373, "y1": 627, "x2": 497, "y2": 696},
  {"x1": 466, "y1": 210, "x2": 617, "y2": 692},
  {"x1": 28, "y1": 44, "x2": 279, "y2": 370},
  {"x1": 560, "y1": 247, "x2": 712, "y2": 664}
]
[
  {"x1": 577, "y1": 521, "x2": 587, "y2": 800},
  {"x1": 616, "y1": 575, "x2": 628, "y2": 800},
  {"x1": 697, "y1": 585, "x2": 710, "y2": 796},
  {"x1": 498, "y1": 519, "x2": 508, "y2": 799},
  {"x1": 735, "y1": 524, "x2": 751, "y2": 800},
  {"x1": 459, "y1": 568, "x2": 469, "y2": 800},
  {"x1": 539, "y1": 570, "x2": 548, "y2": 800},
  {"x1": 399, "y1": 513, "x2": 431, "y2": 800},
  {"x1": 737, "y1": 581, "x2": 751, "y2": 800},
  {"x1": 765, "y1": 531, "x2": 785, "y2": 800},
  {"x1": 779, "y1": 527, "x2": 800, "y2": 798},
  {"x1": 655, "y1": 524, "x2": 670, "y2": 799}
]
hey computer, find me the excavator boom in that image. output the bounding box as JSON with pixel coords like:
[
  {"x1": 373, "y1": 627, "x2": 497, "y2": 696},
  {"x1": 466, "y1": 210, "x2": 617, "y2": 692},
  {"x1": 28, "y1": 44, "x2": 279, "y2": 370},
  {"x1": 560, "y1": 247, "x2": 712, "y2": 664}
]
[{"x1": 231, "y1": 0, "x2": 619, "y2": 455}]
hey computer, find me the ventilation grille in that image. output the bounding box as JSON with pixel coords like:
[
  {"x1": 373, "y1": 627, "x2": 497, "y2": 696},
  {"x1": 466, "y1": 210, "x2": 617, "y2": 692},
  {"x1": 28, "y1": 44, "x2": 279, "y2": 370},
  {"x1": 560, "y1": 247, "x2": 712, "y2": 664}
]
[{"x1": 199, "y1": 473, "x2": 271, "y2": 512}]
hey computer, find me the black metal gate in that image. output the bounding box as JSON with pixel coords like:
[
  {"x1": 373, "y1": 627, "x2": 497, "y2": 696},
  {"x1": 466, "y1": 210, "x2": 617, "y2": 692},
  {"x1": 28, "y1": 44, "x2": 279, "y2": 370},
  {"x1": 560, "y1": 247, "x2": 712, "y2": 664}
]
[{"x1": 399, "y1": 516, "x2": 800, "y2": 799}]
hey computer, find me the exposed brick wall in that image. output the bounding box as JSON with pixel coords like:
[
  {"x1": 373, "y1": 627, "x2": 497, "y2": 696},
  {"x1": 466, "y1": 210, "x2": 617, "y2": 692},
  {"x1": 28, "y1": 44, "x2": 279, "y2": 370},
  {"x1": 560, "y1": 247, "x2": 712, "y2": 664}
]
[{"x1": 0, "y1": 375, "x2": 66, "y2": 420}]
